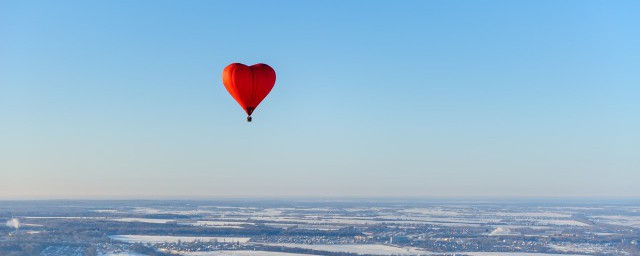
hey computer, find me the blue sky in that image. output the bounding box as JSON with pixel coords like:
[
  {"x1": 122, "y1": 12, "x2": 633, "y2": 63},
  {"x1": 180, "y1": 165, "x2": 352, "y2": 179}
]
[{"x1": 1, "y1": 1, "x2": 639, "y2": 198}]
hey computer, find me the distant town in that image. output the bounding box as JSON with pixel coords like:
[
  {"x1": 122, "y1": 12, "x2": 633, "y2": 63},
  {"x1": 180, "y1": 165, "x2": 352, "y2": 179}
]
[{"x1": 1, "y1": 199, "x2": 638, "y2": 255}]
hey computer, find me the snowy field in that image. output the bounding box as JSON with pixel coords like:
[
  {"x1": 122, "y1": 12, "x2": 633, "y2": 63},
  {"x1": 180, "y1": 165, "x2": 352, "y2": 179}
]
[
  {"x1": 488, "y1": 227, "x2": 519, "y2": 236},
  {"x1": 532, "y1": 220, "x2": 589, "y2": 226},
  {"x1": 456, "y1": 253, "x2": 591, "y2": 256},
  {"x1": 183, "y1": 220, "x2": 254, "y2": 229},
  {"x1": 112, "y1": 218, "x2": 176, "y2": 224},
  {"x1": 593, "y1": 215, "x2": 640, "y2": 228},
  {"x1": 1, "y1": 201, "x2": 636, "y2": 256},
  {"x1": 131, "y1": 207, "x2": 216, "y2": 216},
  {"x1": 493, "y1": 212, "x2": 572, "y2": 218},
  {"x1": 182, "y1": 251, "x2": 317, "y2": 256},
  {"x1": 549, "y1": 242, "x2": 616, "y2": 254},
  {"x1": 259, "y1": 243, "x2": 430, "y2": 255},
  {"x1": 99, "y1": 253, "x2": 146, "y2": 256},
  {"x1": 109, "y1": 235, "x2": 251, "y2": 244},
  {"x1": 23, "y1": 216, "x2": 98, "y2": 219}
]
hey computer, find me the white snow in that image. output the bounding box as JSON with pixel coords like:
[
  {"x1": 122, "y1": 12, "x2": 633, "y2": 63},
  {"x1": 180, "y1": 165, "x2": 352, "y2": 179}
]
[
  {"x1": 23, "y1": 216, "x2": 97, "y2": 219},
  {"x1": 181, "y1": 251, "x2": 317, "y2": 256},
  {"x1": 489, "y1": 227, "x2": 519, "y2": 236},
  {"x1": 99, "y1": 253, "x2": 146, "y2": 256},
  {"x1": 549, "y1": 242, "x2": 619, "y2": 254},
  {"x1": 533, "y1": 220, "x2": 589, "y2": 227},
  {"x1": 593, "y1": 215, "x2": 640, "y2": 228},
  {"x1": 400, "y1": 208, "x2": 461, "y2": 216},
  {"x1": 93, "y1": 209, "x2": 120, "y2": 214},
  {"x1": 494, "y1": 212, "x2": 571, "y2": 218},
  {"x1": 109, "y1": 235, "x2": 250, "y2": 244},
  {"x1": 22, "y1": 223, "x2": 45, "y2": 227},
  {"x1": 189, "y1": 220, "x2": 253, "y2": 228},
  {"x1": 456, "y1": 253, "x2": 591, "y2": 256},
  {"x1": 259, "y1": 243, "x2": 430, "y2": 255},
  {"x1": 112, "y1": 218, "x2": 176, "y2": 224}
]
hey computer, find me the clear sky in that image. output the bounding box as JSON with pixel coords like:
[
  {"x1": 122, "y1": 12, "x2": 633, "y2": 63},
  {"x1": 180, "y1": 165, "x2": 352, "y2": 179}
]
[{"x1": 1, "y1": 1, "x2": 639, "y2": 199}]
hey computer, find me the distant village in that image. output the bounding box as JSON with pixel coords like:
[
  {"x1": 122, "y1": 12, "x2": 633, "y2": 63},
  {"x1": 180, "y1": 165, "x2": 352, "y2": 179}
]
[{"x1": 1, "y1": 200, "x2": 638, "y2": 255}]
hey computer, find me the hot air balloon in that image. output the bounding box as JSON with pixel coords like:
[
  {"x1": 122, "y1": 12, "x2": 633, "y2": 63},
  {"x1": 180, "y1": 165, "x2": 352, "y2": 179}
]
[{"x1": 222, "y1": 63, "x2": 276, "y2": 122}]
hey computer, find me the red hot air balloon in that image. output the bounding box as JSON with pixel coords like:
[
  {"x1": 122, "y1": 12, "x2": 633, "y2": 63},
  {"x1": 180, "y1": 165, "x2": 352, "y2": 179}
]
[{"x1": 222, "y1": 63, "x2": 276, "y2": 122}]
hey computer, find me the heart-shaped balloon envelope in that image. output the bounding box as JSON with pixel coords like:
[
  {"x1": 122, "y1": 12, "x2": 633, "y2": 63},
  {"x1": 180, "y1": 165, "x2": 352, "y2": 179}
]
[{"x1": 222, "y1": 63, "x2": 276, "y2": 121}]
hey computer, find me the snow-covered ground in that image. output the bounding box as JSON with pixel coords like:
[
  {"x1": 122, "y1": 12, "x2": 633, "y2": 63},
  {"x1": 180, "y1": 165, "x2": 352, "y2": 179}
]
[
  {"x1": 488, "y1": 227, "x2": 519, "y2": 236},
  {"x1": 109, "y1": 235, "x2": 251, "y2": 244},
  {"x1": 183, "y1": 220, "x2": 253, "y2": 229},
  {"x1": 456, "y1": 253, "x2": 591, "y2": 256},
  {"x1": 593, "y1": 215, "x2": 640, "y2": 228},
  {"x1": 93, "y1": 209, "x2": 120, "y2": 214},
  {"x1": 131, "y1": 207, "x2": 215, "y2": 216},
  {"x1": 493, "y1": 212, "x2": 571, "y2": 218},
  {"x1": 259, "y1": 243, "x2": 430, "y2": 255},
  {"x1": 533, "y1": 219, "x2": 589, "y2": 227},
  {"x1": 112, "y1": 218, "x2": 176, "y2": 224},
  {"x1": 400, "y1": 208, "x2": 461, "y2": 216},
  {"x1": 181, "y1": 251, "x2": 317, "y2": 256},
  {"x1": 549, "y1": 242, "x2": 622, "y2": 255},
  {"x1": 99, "y1": 253, "x2": 146, "y2": 256},
  {"x1": 251, "y1": 216, "x2": 483, "y2": 227},
  {"x1": 22, "y1": 216, "x2": 98, "y2": 219},
  {"x1": 21, "y1": 223, "x2": 45, "y2": 227}
]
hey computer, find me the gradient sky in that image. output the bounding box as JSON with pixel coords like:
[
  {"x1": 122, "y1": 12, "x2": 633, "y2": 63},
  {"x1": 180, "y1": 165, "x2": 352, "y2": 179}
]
[{"x1": 1, "y1": 1, "x2": 639, "y2": 199}]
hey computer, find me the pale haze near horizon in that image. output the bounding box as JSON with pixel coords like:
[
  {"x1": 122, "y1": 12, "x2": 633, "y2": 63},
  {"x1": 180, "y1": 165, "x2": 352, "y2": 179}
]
[{"x1": 1, "y1": 1, "x2": 639, "y2": 199}]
